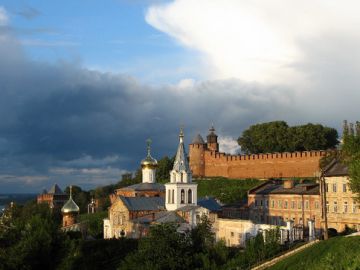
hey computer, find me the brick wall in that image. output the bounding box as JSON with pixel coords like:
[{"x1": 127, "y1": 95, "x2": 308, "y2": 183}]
[{"x1": 190, "y1": 147, "x2": 325, "y2": 179}]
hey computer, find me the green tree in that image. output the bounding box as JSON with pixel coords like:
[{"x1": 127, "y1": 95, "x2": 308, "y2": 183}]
[
  {"x1": 156, "y1": 156, "x2": 175, "y2": 183},
  {"x1": 341, "y1": 129, "x2": 360, "y2": 200},
  {"x1": 120, "y1": 223, "x2": 192, "y2": 270},
  {"x1": 238, "y1": 121, "x2": 338, "y2": 154}
]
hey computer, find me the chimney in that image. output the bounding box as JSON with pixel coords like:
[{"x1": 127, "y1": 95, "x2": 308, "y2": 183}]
[{"x1": 283, "y1": 179, "x2": 295, "y2": 189}]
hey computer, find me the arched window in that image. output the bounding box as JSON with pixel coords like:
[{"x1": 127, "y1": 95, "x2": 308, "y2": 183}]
[
  {"x1": 181, "y1": 173, "x2": 183, "y2": 183},
  {"x1": 188, "y1": 189, "x2": 192, "y2": 204},
  {"x1": 172, "y1": 189, "x2": 175, "y2": 204},
  {"x1": 181, "y1": 189, "x2": 185, "y2": 204}
]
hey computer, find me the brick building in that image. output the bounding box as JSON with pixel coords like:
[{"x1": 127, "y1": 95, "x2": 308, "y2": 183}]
[
  {"x1": 37, "y1": 184, "x2": 68, "y2": 209},
  {"x1": 324, "y1": 160, "x2": 360, "y2": 232},
  {"x1": 247, "y1": 179, "x2": 322, "y2": 233},
  {"x1": 189, "y1": 126, "x2": 326, "y2": 179}
]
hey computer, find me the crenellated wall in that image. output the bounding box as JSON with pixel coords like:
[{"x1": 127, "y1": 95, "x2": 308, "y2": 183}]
[{"x1": 190, "y1": 145, "x2": 325, "y2": 179}]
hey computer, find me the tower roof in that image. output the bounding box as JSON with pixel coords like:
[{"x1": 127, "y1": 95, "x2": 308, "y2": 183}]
[
  {"x1": 61, "y1": 186, "x2": 80, "y2": 214},
  {"x1": 208, "y1": 124, "x2": 217, "y2": 136},
  {"x1": 173, "y1": 128, "x2": 190, "y2": 172},
  {"x1": 48, "y1": 184, "x2": 64, "y2": 195},
  {"x1": 192, "y1": 134, "x2": 205, "y2": 144},
  {"x1": 141, "y1": 139, "x2": 157, "y2": 167}
]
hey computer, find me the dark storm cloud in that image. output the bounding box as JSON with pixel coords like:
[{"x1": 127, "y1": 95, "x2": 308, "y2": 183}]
[
  {"x1": 2, "y1": 21, "x2": 358, "y2": 192},
  {"x1": 0, "y1": 32, "x2": 296, "y2": 191}
]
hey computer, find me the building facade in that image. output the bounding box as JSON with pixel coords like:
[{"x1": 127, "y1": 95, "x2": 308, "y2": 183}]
[
  {"x1": 189, "y1": 126, "x2": 326, "y2": 179},
  {"x1": 247, "y1": 179, "x2": 322, "y2": 235},
  {"x1": 324, "y1": 160, "x2": 360, "y2": 232}
]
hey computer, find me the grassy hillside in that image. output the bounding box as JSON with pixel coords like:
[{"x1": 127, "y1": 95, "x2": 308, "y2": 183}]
[
  {"x1": 195, "y1": 178, "x2": 261, "y2": 204},
  {"x1": 269, "y1": 236, "x2": 360, "y2": 270}
]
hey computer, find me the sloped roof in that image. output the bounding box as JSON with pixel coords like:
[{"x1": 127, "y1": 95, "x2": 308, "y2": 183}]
[
  {"x1": 324, "y1": 159, "x2": 349, "y2": 177},
  {"x1": 120, "y1": 183, "x2": 165, "y2": 191},
  {"x1": 249, "y1": 180, "x2": 320, "y2": 195},
  {"x1": 198, "y1": 197, "x2": 222, "y2": 212},
  {"x1": 173, "y1": 138, "x2": 190, "y2": 172},
  {"x1": 192, "y1": 134, "x2": 205, "y2": 144},
  {"x1": 48, "y1": 184, "x2": 64, "y2": 195},
  {"x1": 132, "y1": 210, "x2": 185, "y2": 224},
  {"x1": 119, "y1": 196, "x2": 165, "y2": 211}
]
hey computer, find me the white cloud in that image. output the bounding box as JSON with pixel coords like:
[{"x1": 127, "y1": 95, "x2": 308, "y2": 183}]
[
  {"x1": 146, "y1": 0, "x2": 360, "y2": 85},
  {"x1": 0, "y1": 6, "x2": 8, "y2": 26},
  {"x1": 218, "y1": 136, "x2": 240, "y2": 154}
]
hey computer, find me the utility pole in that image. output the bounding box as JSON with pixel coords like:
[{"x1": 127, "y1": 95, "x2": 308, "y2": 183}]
[{"x1": 320, "y1": 169, "x2": 329, "y2": 240}]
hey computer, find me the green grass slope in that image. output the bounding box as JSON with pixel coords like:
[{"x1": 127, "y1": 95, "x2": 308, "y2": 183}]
[
  {"x1": 195, "y1": 178, "x2": 261, "y2": 204},
  {"x1": 269, "y1": 236, "x2": 360, "y2": 270}
]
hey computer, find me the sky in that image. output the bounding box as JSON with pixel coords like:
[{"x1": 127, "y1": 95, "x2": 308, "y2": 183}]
[{"x1": 0, "y1": 0, "x2": 360, "y2": 193}]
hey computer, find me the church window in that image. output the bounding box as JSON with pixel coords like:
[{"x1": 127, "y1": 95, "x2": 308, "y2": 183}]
[
  {"x1": 181, "y1": 189, "x2": 185, "y2": 204},
  {"x1": 188, "y1": 189, "x2": 192, "y2": 204}
]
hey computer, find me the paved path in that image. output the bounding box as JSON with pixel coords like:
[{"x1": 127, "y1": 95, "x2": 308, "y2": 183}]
[{"x1": 251, "y1": 240, "x2": 319, "y2": 270}]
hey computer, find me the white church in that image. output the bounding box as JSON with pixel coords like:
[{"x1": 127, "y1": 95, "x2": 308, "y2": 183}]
[{"x1": 103, "y1": 128, "x2": 220, "y2": 239}]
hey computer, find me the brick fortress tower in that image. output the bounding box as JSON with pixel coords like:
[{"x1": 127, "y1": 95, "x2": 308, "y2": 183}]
[{"x1": 189, "y1": 126, "x2": 219, "y2": 177}]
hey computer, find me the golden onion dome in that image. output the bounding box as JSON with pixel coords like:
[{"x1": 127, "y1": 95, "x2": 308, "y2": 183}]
[
  {"x1": 141, "y1": 139, "x2": 158, "y2": 167},
  {"x1": 61, "y1": 186, "x2": 80, "y2": 214}
]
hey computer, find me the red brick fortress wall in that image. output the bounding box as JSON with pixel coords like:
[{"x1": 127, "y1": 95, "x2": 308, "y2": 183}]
[{"x1": 191, "y1": 148, "x2": 325, "y2": 179}]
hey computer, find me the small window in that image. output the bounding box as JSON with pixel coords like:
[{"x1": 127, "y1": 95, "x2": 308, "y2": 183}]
[
  {"x1": 298, "y1": 201, "x2": 302, "y2": 209},
  {"x1": 284, "y1": 201, "x2": 288, "y2": 209},
  {"x1": 325, "y1": 183, "x2": 329, "y2": 192},
  {"x1": 334, "y1": 201, "x2": 338, "y2": 213},
  {"x1": 344, "y1": 201, "x2": 348, "y2": 213},
  {"x1": 271, "y1": 200, "x2": 275, "y2": 208},
  {"x1": 326, "y1": 201, "x2": 329, "y2": 212},
  {"x1": 291, "y1": 201, "x2": 295, "y2": 209},
  {"x1": 305, "y1": 201, "x2": 309, "y2": 210},
  {"x1": 181, "y1": 189, "x2": 185, "y2": 204},
  {"x1": 343, "y1": 184, "x2": 347, "y2": 193},
  {"x1": 315, "y1": 201, "x2": 319, "y2": 209},
  {"x1": 333, "y1": 183, "x2": 337, "y2": 193},
  {"x1": 231, "y1": 232, "x2": 234, "y2": 237},
  {"x1": 188, "y1": 189, "x2": 192, "y2": 204}
]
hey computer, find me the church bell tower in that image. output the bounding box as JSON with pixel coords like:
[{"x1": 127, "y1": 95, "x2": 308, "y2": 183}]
[{"x1": 165, "y1": 128, "x2": 197, "y2": 211}]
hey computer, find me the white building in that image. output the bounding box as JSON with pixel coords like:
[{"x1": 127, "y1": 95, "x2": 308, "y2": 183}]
[{"x1": 165, "y1": 128, "x2": 197, "y2": 211}]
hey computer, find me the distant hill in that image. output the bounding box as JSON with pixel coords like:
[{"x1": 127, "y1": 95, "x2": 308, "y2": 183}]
[
  {"x1": 269, "y1": 236, "x2": 360, "y2": 270},
  {"x1": 0, "y1": 193, "x2": 37, "y2": 207}
]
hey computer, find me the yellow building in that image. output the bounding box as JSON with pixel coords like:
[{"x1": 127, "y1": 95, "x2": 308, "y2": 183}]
[{"x1": 324, "y1": 160, "x2": 360, "y2": 232}]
